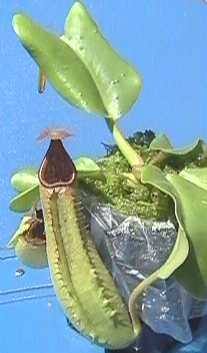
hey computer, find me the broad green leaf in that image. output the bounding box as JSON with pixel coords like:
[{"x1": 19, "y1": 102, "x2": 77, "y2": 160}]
[
  {"x1": 13, "y1": 2, "x2": 142, "y2": 120},
  {"x1": 10, "y1": 185, "x2": 40, "y2": 213},
  {"x1": 158, "y1": 227, "x2": 188, "y2": 279},
  {"x1": 11, "y1": 167, "x2": 39, "y2": 192},
  {"x1": 150, "y1": 134, "x2": 173, "y2": 150},
  {"x1": 63, "y1": 2, "x2": 142, "y2": 120},
  {"x1": 180, "y1": 167, "x2": 207, "y2": 191},
  {"x1": 167, "y1": 173, "x2": 207, "y2": 299},
  {"x1": 142, "y1": 165, "x2": 207, "y2": 299},
  {"x1": 129, "y1": 166, "x2": 189, "y2": 328},
  {"x1": 75, "y1": 157, "x2": 104, "y2": 179},
  {"x1": 75, "y1": 157, "x2": 100, "y2": 172},
  {"x1": 13, "y1": 14, "x2": 107, "y2": 116},
  {"x1": 150, "y1": 134, "x2": 203, "y2": 158}
]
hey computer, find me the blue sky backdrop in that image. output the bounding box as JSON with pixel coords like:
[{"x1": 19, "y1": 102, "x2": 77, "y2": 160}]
[{"x1": 0, "y1": 1, "x2": 207, "y2": 352}]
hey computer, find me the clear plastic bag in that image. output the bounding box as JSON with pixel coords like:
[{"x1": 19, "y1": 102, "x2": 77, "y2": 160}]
[{"x1": 86, "y1": 199, "x2": 207, "y2": 345}]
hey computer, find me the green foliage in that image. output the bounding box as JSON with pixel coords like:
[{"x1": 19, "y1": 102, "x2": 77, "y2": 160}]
[
  {"x1": 150, "y1": 134, "x2": 203, "y2": 156},
  {"x1": 13, "y1": 13, "x2": 107, "y2": 116},
  {"x1": 149, "y1": 134, "x2": 206, "y2": 169},
  {"x1": 74, "y1": 157, "x2": 103, "y2": 178},
  {"x1": 11, "y1": 0, "x2": 207, "y2": 322},
  {"x1": 63, "y1": 2, "x2": 142, "y2": 120},
  {"x1": 10, "y1": 185, "x2": 40, "y2": 213},
  {"x1": 11, "y1": 167, "x2": 38, "y2": 192},
  {"x1": 180, "y1": 167, "x2": 207, "y2": 189},
  {"x1": 13, "y1": 2, "x2": 142, "y2": 120},
  {"x1": 142, "y1": 165, "x2": 207, "y2": 299}
]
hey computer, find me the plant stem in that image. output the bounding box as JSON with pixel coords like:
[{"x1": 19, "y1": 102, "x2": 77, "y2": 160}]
[{"x1": 105, "y1": 119, "x2": 144, "y2": 174}]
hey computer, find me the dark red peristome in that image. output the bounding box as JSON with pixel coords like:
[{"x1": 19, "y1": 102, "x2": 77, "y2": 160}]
[{"x1": 38, "y1": 129, "x2": 77, "y2": 188}]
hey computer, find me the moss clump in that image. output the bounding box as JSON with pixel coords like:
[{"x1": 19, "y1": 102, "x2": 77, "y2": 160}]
[
  {"x1": 81, "y1": 131, "x2": 207, "y2": 223},
  {"x1": 81, "y1": 131, "x2": 171, "y2": 221}
]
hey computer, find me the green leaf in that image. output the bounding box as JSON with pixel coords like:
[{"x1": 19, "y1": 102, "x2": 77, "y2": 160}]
[
  {"x1": 13, "y1": 13, "x2": 107, "y2": 116},
  {"x1": 142, "y1": 165, "x2": 207, "y2": 299},
  {"x1": 75, "y1": 157, "x2": 100, "y2": 172},
  {"x1": 74, "y1": 157, "x2": 103, "y2": 178},
  {"x1": 150, "y1": 134, "x2": 203, "y2": 158},
  {"x1": 150, "y1": 134, "x2": 173, "y2": 150},
  {"x1": 129, "y1": 166, "x2": 189, "y2": 329},
  {"x1": 158, "y1": 227, "x2": 188, "y2": 279},
  {"x1": 10, "y1": 185, "x2": 40, "y2": 213},
  {"x1": 11, "y1": 167, "x2": 39, "y2": 192},
  {"x1": 63, "y1": 2, "x2": 142, "y2": 120},
  {"x1": 13, "y1": 2, "x2": 142, "y2": 120},
  {"x1": 180, "y1": 167, "x2": 207, "y2": 191}
]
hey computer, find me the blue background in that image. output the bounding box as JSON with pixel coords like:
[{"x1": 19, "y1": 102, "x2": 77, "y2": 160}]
[{"x1": 0, "y1": 1, "x2": 207, "y2": 352}]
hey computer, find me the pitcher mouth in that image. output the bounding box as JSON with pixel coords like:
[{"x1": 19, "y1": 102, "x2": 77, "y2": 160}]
[
  {"x1": 38, "y1": 128, "x2": 77, "y2": 188},
  {"x1": 25, "y1": 209, "x2": 46, "y2": 246},
  {"x1": 37, "y1": 128, "x2": 73, "y2": 142}
]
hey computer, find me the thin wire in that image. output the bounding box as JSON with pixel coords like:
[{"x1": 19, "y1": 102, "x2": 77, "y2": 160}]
[
  {"x1": 0, "y1": 246, "x2": 16, "y2": 260},
  {"x1": 0, "y1": 255, "x2": 17, "y2": 261},
  {"x1": 0, "y1": 293, "x2": 56, "y2": 306},
  {"x1": 0, "y1": 283, "x2": 53, "y2": 296}
]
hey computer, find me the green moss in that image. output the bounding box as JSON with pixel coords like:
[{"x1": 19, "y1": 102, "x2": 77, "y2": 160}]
[
  {"x1": 81, "y1": 131, "x2": 207, "y2": 222},
  {"x1": 81, "y1": 132, "x2": 170, "y2": 221}
]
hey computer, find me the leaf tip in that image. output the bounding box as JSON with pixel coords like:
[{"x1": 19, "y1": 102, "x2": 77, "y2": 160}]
[
  {"x1": 71, "y1": 1, "x2": 86, "y2": 13},
  {"x1": 12, "y1": 13, "x2": 26, "y2": 38},
  {"x1": 12, "y1": 13, "x2": 41, "y2": 50}
]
